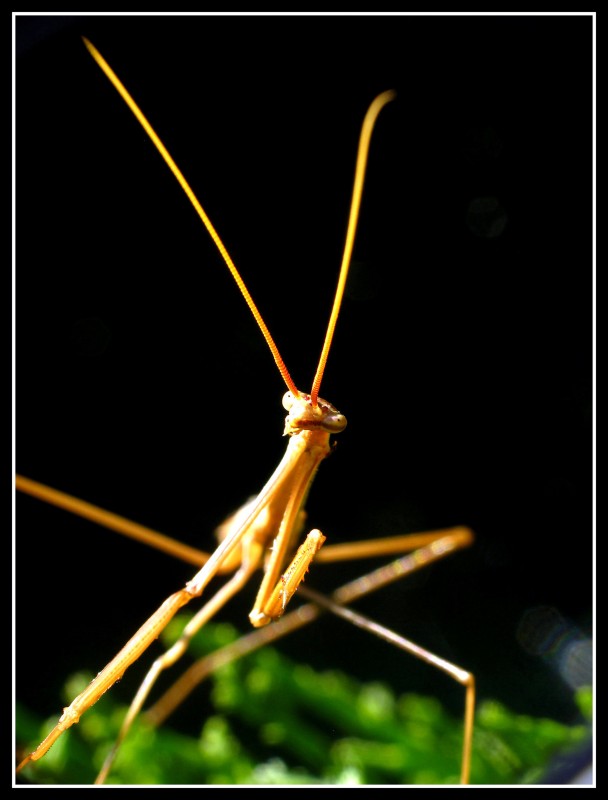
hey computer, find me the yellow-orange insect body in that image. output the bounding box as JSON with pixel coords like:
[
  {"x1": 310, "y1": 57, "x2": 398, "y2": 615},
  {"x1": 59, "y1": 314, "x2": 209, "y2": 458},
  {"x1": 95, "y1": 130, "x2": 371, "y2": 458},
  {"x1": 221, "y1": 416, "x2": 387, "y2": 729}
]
[{"x1": 17, "y1": 38, "x2": 475, "y2": 786}]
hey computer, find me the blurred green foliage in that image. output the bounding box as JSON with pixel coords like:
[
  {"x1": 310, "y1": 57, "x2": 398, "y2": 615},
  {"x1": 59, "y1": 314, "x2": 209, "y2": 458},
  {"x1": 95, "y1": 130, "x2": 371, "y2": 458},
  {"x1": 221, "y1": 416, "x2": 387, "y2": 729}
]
[{"x1": 16, "y1": 616, "x2": 591, "y2": 785}]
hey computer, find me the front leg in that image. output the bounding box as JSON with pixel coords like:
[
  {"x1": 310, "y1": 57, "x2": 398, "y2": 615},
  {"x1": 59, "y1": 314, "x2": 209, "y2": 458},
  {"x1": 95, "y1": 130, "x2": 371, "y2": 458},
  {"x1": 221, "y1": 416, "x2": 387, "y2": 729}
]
[{"x1": 250, "y1": 529, "x2": 326, "y2": 626}]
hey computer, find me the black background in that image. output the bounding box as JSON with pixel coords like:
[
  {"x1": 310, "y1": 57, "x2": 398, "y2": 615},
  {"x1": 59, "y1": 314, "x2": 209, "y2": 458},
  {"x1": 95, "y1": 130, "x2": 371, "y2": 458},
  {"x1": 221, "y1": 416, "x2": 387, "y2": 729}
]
[{"x1": 16, "y1": 13, "x2": 593, "y2": 777}]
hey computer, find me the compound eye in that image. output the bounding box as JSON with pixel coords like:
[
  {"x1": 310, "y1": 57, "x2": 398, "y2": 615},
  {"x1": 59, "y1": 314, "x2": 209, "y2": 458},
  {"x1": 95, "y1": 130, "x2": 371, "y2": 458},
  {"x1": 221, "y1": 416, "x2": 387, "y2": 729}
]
[
  {"x1": 323, "y1": 413, "x2": 347, "y2": 433},
  {"x1": 282, "y1": 391, "x2": 296, "y2": 411}
]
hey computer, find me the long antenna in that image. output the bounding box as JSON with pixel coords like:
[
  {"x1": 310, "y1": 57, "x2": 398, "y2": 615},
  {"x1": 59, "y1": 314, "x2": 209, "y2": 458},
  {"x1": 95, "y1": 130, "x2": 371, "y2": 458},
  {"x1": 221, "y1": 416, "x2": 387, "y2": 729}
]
[
  {"x1": 82, "y1": 38, "x2": 299, "y2": 397},
  {"x1": 83, "y1": 39, "x2": 394, "y2": 408},
  {"x1": 310, "y1": 90, "x2": 395, "y2": 406}
]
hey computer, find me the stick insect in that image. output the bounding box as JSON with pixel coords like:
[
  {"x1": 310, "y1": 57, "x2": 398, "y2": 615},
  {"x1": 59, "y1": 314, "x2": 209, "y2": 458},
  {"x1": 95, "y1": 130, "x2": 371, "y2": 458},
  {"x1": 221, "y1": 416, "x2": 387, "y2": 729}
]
[{"x1": 17, "y1": 37, "x2": 476, "y2": 785}]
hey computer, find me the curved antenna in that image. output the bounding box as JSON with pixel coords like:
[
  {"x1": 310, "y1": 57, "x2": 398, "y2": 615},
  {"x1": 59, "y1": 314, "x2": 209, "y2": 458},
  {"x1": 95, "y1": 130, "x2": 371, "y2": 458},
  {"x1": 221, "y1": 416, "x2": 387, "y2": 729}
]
[
  {"x1": 310, "y1": 90, "x2": 395, "y2": 407},
  {"x1": 82, "y1": 38, "x2": 299, "y2": 397}
]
